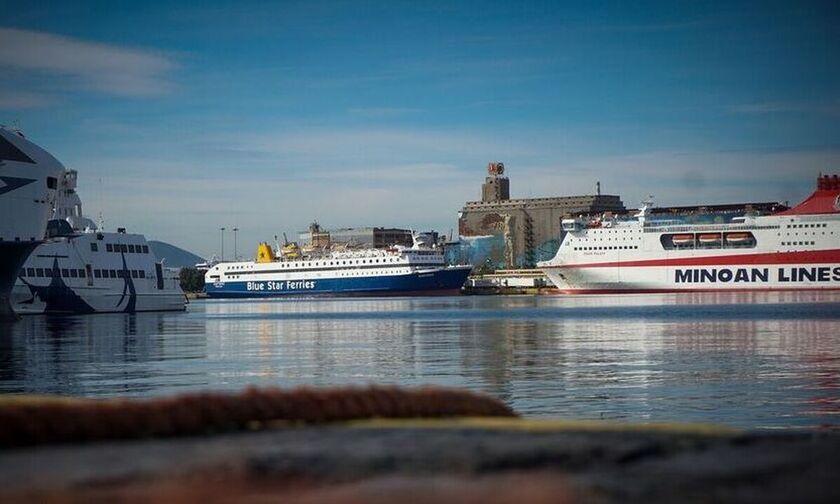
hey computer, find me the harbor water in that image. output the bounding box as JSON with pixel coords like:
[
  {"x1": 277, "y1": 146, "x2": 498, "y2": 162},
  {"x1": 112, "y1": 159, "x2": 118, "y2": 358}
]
[{"x1": 2, "y1": 292, "x2": 839, "y2": 430}]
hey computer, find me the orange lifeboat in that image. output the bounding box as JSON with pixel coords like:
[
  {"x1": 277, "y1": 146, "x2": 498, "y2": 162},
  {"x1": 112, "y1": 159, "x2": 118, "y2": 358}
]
[
  {"x1": 671, "y1": 234, "x2": 694, "y2": 245},
  {"x1": 698, "y1": 233, "x2": 721, "y2": 244},
  {"x1": 725, "y1": 232, "x2": 752, "y2": 244}
]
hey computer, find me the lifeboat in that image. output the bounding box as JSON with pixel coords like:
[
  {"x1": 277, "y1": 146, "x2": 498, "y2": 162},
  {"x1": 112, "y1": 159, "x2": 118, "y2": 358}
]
[
  {"x1": 725, "y1": 232, "x2": 752, "y2": 244},
  {"x1": 697, "y1": 233, "x2": 722, "y2": 244},
  {"x1": 671, "y1": 234, "x2": 694, "y2": 245}
]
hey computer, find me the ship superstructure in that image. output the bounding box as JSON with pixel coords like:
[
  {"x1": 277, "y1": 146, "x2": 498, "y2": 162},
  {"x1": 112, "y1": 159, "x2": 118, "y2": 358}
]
[
  {"x1": 205, "y1": 234, "x2": 472, "y2": 298},
  {"x1": 0, "y1": 127, "x2": 63, "y2": 320},
  {"x1": 538, "y1": 175, "x2": 840, "y2": 293}
]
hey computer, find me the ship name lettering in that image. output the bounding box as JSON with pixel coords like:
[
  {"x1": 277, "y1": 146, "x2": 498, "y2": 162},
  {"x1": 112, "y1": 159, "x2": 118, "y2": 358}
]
[
  {"x1": 674, "y1": 268, "x2": 769, "y2": 283},
  {"x1": 246, "y1": 280, "x2": 316, "y2": 291},
  {"x1": 778, "y1": 266, "x2": 840, "y2": 283},
  {"x1": 286, "y1": 280, "x2": 315, "y2": 290}
]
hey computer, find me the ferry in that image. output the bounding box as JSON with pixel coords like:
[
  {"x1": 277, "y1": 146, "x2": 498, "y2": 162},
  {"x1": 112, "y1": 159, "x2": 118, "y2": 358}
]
[
  {"x1": 12, "y1": 170, "x2": 186, "y2": 314},
  {"x1": 538, "y1": 174, "x2": 840, "y2": 293},
  {"x1": 0, "y1": 127, "x2": 63, "y2": 320},
  {"x1": 204, "y1": 235, "x2": 473, "y2": 298}
]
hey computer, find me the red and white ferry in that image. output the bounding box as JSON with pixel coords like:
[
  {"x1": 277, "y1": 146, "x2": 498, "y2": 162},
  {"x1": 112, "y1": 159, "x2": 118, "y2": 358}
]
[{"x1": 538, "y1": 175, "x2": 840, "y2": 293}]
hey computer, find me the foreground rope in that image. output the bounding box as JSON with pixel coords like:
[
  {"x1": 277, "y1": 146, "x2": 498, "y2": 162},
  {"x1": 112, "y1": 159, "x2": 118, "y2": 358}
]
[{"x1": 0, "y1": 386, "x2": 516, "y2": 447}]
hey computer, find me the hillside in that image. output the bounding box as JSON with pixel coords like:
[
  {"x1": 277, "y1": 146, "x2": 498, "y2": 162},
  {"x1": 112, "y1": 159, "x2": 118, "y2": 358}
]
[{"x1": 148, "y1": 241, "x2": 205, "y2": 269}]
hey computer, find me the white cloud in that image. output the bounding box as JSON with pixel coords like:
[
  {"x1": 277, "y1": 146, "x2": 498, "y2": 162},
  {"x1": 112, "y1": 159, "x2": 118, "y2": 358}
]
[{"x1": 0, "y1": 27, "x2": 177, "y2": 96}]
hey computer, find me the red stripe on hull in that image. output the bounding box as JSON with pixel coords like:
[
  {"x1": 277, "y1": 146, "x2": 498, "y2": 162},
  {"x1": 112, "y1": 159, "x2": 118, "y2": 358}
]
[
  {"x1": 544, "y1": 287, "x2": 840, "y2": 295},
  {"x1": 543, "y1": 249, "x2": 840, "y2": 269}
]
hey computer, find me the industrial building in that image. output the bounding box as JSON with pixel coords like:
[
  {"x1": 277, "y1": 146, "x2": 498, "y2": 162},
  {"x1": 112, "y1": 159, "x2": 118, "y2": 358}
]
[
  {"x1": 458, "y1": 162, "x2": 626, "y2": 269},
  {"x1": 297, "y1": 223, "x2": 421, "y2": 249}
]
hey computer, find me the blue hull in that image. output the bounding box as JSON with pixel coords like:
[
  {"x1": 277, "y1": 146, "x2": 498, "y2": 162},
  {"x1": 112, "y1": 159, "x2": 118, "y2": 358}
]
[{"x1": 205, "y1": 267, "x2": 472, "y2": 298}]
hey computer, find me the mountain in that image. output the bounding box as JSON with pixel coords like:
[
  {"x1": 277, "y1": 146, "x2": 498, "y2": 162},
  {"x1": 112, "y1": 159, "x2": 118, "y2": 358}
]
[{"x1": 148, "y1": 241, "x2": 205, "y2": 269}]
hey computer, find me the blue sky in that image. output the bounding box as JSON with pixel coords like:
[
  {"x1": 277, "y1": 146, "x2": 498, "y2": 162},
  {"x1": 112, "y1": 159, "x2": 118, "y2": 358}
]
[{"x1": 2, "y1": 0, "x2": 839, "y2": 258}]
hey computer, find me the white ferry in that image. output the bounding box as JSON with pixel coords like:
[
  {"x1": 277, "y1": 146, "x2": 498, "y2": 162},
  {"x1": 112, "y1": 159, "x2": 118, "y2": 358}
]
[
  {"x1": 538, "y1": 175, "x2": 840, "y2": 293},
  {"x1": 204, "y1": 235, "x2": 473, "y2": 297},
  {"x1": 0, "y1": 127, "x2": 63, "y2": 320},
  {"x1": 12, "y1": 170, "x2": 186, "y2": 314}
]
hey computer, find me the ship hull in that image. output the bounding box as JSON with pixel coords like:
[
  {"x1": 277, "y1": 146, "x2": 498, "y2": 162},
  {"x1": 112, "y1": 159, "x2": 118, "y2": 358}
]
[
  {"x1": 12, "y1": 232, "x2": 186, "y2": 315},
  {"x1": 545, "y1": 262, "x2": 840, "y2": 294},
  {"x1": 205, "y1": 267, "x2": 472, "y2": 298},
  {"x1": 0, "y1": 242, "x2": 40, "y2": 321}
]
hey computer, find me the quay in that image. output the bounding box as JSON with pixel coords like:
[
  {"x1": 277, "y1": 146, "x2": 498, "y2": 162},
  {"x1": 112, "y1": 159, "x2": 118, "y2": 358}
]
[{"x1": 1, "y1": 387, "x2": 837, "y2": 503}]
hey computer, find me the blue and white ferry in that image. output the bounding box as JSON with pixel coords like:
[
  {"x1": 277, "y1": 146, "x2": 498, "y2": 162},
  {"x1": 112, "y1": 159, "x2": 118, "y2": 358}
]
[{"x1": 204, "y1": 236, "x2": 473, "y2": 298}]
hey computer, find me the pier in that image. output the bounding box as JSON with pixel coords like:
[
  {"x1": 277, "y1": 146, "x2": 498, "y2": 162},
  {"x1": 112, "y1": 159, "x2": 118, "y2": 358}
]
[{"x1": 1, "y1": 387, "x2": 838, "y2": 503}]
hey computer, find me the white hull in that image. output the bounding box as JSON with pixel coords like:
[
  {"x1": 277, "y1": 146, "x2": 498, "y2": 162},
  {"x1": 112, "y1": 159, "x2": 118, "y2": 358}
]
[
  {"x1": 13, "y1": 230, "x2": 185, "y2": 314},
  {"x1": 545, "y1": 263, "x2": 840, "y2": 293},
  {"x1": 13, "y1": 289, "x2": 185, "y2": 314}
]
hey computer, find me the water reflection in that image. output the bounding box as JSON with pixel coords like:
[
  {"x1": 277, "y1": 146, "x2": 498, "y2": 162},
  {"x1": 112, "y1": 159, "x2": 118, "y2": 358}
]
[
  {"x1": 0, "y1": 312, "x2": 208, "y2": 396},
  {"x1": 1, "y1": 292, "x2": 839, "y2": 429}
]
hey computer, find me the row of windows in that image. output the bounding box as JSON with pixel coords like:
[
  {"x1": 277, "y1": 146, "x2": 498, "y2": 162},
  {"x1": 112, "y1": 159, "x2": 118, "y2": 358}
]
[
  {"x1": 574, "y1": 245, "x2": 639, "y2": 251},
  {"x1": 225, "y1": 269, "x2": 407, "y2": 280},
  {"x1": 92, "y1": 243, "x2": 150, "y2": 254},
  {"x1": 20, "y1": 267, "x2": 87, "y2": 278},
  {"x1": 227, "y1": 262, "x2": 414, "y2": 276},
  {"x1": 782, "y1": 241, "x2": 815, "y2": 246},
  {"x1": 786, "y1": 223, "x2": 828, "y2": 229},
  {"x1": 226, "y1": 257, "x2": 415, "y2": 271},
  {"x1": 20, "y1": 267, "x2": 147, "y2": 279},
  {"x1": 94, "y1": 269, "x2": 146, "y2": 279}
]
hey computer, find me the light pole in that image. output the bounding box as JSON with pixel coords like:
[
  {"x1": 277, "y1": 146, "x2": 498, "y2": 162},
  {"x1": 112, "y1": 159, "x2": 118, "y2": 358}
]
[
  {"x1": 233, "y1": 227, "x2": 239, "y2": 261},
  {"x1": 220, "y1": 227, "x2": 226, "y2": 261}
]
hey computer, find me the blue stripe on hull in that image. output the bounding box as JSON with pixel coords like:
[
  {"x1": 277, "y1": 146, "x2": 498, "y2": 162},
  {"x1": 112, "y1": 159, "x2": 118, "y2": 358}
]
[{"x1": 205, "y1": 268, "x2": 472, "y2": 298}]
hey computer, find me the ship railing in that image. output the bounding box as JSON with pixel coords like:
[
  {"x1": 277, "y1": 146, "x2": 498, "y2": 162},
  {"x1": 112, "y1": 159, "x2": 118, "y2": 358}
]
[{"x1": 643, "y1": 223, "x2": 780, "y2": 233}]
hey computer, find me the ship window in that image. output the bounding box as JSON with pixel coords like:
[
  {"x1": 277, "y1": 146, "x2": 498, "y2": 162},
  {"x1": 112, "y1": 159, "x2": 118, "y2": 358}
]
[
  {"x1": 129, "y1": 244, "x2": 136, "y2": 253},
  {"x1": 139, "y1": 270, "x2": 145, "y2": 278},
  {"x1": 110, "y1": 270, "x2": 117, "y2": 278},
  {"x1": 121, "y1": 244, "x2": 128, "y2": 252},
  {"x1": 34, "y1": 268, "x2": 43, "y2": 277},
  {"x1": 62, "y1": 268, "x2": 69, "y2": 277},
  {"x1": 26, "y1": 267, "x2": 34, "y2": 276},
  {"x1": 141, "y1": 245, "x2": 148, "y2": 253},
  {"x1": 78, "y1": 269, "x2": 85, "y2": 277},
  {"x1": 132, "y1": 270, "x2": 138, "y2": 278},
  {"x1": 106, "y1": 243, "x2": 113, "y2": 252},
  {"x1": 94, "y1": 270, "x2": 101, "y2": 278},
  {"x1": 90, "y1": 243, "x2": 98, "y2": 252}
]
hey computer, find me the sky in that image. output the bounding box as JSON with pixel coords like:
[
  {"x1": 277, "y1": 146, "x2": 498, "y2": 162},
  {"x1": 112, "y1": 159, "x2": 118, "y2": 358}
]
[{"x1": 2, "y1": 0, "x2": 839, "y2": 258}]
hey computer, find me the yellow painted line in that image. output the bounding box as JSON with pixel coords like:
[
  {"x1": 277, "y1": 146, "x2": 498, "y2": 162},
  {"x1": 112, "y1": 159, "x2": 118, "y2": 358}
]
[{"x1": 345, "y1": 417, "x2": 741, "y2": 436}]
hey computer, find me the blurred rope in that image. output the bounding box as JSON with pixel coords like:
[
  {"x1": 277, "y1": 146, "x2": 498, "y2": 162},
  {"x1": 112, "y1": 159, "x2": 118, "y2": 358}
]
[{"x1": 0, "y1": 386, "x2": 516, "y2": 447}]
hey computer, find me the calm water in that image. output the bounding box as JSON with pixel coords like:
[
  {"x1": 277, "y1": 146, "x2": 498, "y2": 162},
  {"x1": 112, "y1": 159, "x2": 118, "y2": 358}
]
[{"x1": 2, "y1": 292, "x2": 839, "y2": 429}]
